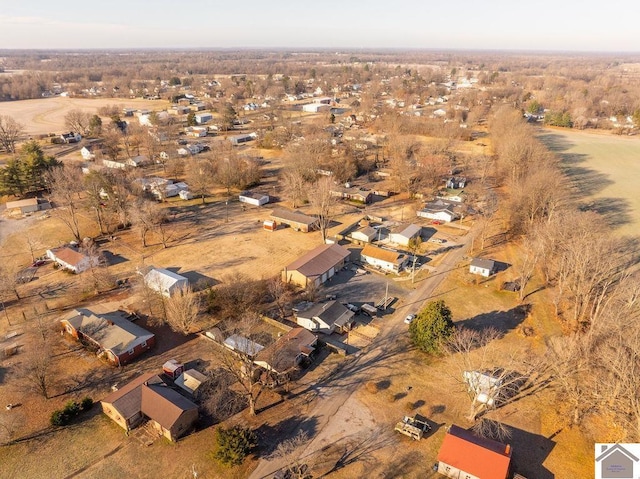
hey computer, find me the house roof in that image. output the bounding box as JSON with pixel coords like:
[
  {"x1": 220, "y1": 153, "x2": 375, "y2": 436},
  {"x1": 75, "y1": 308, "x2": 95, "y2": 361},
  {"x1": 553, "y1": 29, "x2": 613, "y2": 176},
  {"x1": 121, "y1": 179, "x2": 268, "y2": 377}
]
[
  {"x1": 422, "y1": 200, "x2": 456, "y2": 214},
  {"x1": 141, "y1": 382, "x2": 198, "y2": 431},
  {"x1": 471, "y1": 258, "x2": 496, "y2": 271},
  {"x1": 390, "y1": 223, "x2": 421, "y2": 239},
  {"x1": 352, "y1": 226, "x2": 376, "y2": 239},
  {"x1": 437, "y1": 424, "x2": 512, "y2": 479},
  {"x1": 240, "y1": 192, "x2": 269, "y2": 201},
  {"x1": 224, "y1": 334, "x2": 264, "y2": 357},
  {"x1": 101, "y1": 372, "x2": 157, "y2": 420},
  {"x1": 144, "y1": 267, "x2": 188, "y2": 291},
  {"x1": 297, "y1": 301, "x2": 355, "y2": 329},
  {"x1": 50, "y1": 247, "x2": 87, "y2": 268},
  {"x1": 286, "y1": 244, "x2": 351, "y2": 278},
  {"x1": 361, "y1": 244, "x2": 405, "y2": 265},
  {"x1": 175, "y1": 369, "x2": 208, "y2": 396},
  {"x1": 270, "y1": 208, "x2": 319, "y2": 226},
  {"x1": 61, "y1": 308, "x2": 154, "y2": 357},
  {"x1": 254, "y1": 327, "x2": 317, "y2": 374}
]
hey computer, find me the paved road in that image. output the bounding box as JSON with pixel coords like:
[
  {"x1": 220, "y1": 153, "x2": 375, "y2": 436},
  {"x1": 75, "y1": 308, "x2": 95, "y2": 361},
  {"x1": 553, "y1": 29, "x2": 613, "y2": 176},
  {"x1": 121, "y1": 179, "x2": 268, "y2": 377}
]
[{"x1": 249, "y1": 228, "x2": 476, "y2": 479}]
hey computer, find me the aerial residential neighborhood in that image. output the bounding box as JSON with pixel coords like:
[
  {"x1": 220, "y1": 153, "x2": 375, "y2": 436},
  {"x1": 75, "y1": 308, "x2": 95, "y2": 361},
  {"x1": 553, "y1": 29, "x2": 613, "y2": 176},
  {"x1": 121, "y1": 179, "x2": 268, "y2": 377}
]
[{"x1": 0, "y1": 9, "x2": 639, "y2": 478}]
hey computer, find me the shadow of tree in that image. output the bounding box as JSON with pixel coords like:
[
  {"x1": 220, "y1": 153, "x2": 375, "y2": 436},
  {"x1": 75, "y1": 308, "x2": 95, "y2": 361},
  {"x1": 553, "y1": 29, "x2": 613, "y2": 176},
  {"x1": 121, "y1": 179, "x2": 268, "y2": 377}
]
[
  {"x1": 457, "y1": 305, "x2": 530, "y2": 337},
  {"x1": 254, "y1": 415, "x2": 319, "y2": 458},
  {"x1": 508, "y1": 424, "x2": 556, "y2": 479},
  {"x1": 579, "y1": 197, "x2": 633, "y2": 229}
]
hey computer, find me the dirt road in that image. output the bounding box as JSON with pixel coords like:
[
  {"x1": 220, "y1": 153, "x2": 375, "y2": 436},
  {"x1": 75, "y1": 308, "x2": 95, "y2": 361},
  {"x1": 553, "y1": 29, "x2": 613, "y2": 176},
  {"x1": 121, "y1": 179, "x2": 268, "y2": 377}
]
[{"x1": 249, "y1": 227, "x2": 476, "y2": 479}]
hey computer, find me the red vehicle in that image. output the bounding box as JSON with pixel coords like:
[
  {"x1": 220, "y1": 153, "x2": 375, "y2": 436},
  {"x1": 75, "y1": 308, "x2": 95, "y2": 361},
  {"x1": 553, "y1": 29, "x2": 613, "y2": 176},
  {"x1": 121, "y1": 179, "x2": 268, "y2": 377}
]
[{"x1": 430, "y1": 220, "x2": 443, "y2": 225}]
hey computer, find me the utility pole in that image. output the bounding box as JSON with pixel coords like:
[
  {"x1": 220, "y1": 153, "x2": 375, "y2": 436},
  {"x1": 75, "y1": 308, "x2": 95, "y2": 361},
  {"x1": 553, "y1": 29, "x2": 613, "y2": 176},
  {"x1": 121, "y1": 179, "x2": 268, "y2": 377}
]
[{"x1": 225, "y1": 200, "x2": 229, "y2": 223}]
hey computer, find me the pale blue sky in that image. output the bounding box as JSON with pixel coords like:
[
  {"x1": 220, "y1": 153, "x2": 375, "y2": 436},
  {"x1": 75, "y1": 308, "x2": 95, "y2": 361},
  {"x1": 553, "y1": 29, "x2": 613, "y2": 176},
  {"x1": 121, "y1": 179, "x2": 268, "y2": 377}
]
[{"x1": 1, "y1": 0, "x2": 639, "y2": 51}]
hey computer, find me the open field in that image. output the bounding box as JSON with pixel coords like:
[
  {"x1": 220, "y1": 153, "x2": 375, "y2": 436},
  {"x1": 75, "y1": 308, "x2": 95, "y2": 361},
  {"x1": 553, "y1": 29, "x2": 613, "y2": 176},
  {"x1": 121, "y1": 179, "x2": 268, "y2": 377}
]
[
  {"x1": 539, "y1": 127, "x2": 640, "y2": 237},
  {"x1": 0, "y1": 97, "x2": 169, "y2": 137}
]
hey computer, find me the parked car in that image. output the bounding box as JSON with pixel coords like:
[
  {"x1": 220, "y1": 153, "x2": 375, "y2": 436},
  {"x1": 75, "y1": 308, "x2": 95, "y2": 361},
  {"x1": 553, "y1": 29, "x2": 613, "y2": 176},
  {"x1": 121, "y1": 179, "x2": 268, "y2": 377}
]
[
  {"x1": 345, "y1": 303, "x2": 360, "y2": 313},
  {"x1": 428, "y1": 238, "x2": 446, "y2": 244},
  {"x1": 404, "y1": 314, "x2": 415, "y2": 324}
]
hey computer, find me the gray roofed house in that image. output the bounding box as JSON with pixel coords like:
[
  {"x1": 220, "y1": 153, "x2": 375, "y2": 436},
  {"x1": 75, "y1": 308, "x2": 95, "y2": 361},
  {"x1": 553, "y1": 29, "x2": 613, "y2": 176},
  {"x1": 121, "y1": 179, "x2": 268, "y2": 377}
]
[
  {"x1": 60, "y1": 308, "x2": 155, "y2": 366},
  {"x1": 417, "y1": 200, "x2": 458, "y2": 223},
  {"x1": 283, "y1": 243, "x2": 351, "y2": 287},
  {"x1": 253, "y1": 327, "x2": 318, "y2": 375},
  {"x1": 295, "y1": 300, "x2": 355, "y2": 334},
  {"x1": 469, "y1": 258, "x2": 496, "y2": 277}
]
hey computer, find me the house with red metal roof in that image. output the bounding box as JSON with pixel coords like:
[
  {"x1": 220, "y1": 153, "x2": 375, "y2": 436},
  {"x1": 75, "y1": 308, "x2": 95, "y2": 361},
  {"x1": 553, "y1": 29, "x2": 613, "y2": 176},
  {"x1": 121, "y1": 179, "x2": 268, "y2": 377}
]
[{"x1": 437, "y1": 424, "x2": 512, "y2": 479}]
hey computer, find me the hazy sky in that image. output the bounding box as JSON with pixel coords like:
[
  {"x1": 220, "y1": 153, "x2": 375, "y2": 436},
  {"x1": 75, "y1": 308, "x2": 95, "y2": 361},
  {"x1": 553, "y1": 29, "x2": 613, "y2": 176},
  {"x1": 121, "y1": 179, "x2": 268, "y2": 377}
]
[{"x1": 1, "y1": 0, "x2": 639, "y2": 51}]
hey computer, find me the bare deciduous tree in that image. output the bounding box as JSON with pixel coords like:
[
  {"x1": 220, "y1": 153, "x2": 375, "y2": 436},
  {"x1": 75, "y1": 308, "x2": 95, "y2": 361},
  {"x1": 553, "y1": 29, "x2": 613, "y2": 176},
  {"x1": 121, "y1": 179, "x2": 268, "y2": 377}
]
[
  {"x1": 46, "y1": 164, "x2": 85, "y2": 242},
  {"x1": 0, "y1": 115, "x2": 24, "y2": 153},
  {"x1": 446, "y1": 326, "x2": 544, "y2": 422},
  {"x1": 185, "y1": 157, "x2": 216, "y2": 204},
  {"x1": 309, "y1": 176, "x2": 337, "y2": 243},
  {"x1": 19, "y1": 346, "x2": 53, "y2": 399},
  {"x1": 64, "y1": 109, "x2": 91, "y2": 135},
  {"x1": 164, "y1": 285, "x2": 201, "y2": 335}
]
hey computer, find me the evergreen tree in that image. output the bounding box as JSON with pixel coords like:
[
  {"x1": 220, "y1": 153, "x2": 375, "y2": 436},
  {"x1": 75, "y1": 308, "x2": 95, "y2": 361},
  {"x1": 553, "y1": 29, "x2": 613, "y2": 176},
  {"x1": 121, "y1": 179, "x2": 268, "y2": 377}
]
[{"x1": 409, "y1": 300, "x2": 455, "y2": 354}]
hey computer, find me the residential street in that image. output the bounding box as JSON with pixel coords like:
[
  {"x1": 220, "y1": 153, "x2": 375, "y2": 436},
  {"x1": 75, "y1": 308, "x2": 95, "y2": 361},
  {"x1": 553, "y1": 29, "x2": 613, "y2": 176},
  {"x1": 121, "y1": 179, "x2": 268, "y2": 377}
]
[{"x1": 249, "y1": 227, "x2": 475, "y2": 479}]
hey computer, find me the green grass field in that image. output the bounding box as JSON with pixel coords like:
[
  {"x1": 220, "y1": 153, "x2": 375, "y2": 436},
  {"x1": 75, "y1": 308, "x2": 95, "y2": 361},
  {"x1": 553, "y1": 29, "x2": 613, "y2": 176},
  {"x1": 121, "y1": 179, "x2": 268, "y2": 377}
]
[{"x1": 539, "y1": 128, "x2": 640, "y2": 237}]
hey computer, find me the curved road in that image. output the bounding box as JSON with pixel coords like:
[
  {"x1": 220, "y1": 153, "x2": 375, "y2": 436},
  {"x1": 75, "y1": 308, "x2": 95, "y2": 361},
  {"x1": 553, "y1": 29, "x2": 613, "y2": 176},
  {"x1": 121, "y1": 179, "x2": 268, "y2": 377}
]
[{"x1": 249, "y1": 227, "x2": 476, "y2": 479}]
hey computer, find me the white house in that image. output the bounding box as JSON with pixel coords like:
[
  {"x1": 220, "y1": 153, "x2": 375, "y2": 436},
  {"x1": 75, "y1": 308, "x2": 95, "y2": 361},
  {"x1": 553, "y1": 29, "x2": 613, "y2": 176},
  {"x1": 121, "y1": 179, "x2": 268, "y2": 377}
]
[
  {"x1": 194, "y1": 113, "x2": 213, "y2": 124},
  {"x1": 46, "y1": 246, "x2": 98, "y2": 273},
  {"x1": 361, "y1": 244, "x2": 408, "y2": 274},
  {"x1": 388, "y1": 223, "x2": 421, "y2": 247},
  {"x1": 295, "y1": 301, "x2": 354, "y2": 335},
  {"x1": 417, "y1": 201, "x2": 458, "y2": 223},
  {"x1": 239, "y1": 192, "x2": 269, "y2": 207},
  {"x1": 469, "y1": 258, "x2": 495, "y2": 277},
  {"x1": 143, "y1": 267, "x2": 189, "y2": 297}
]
